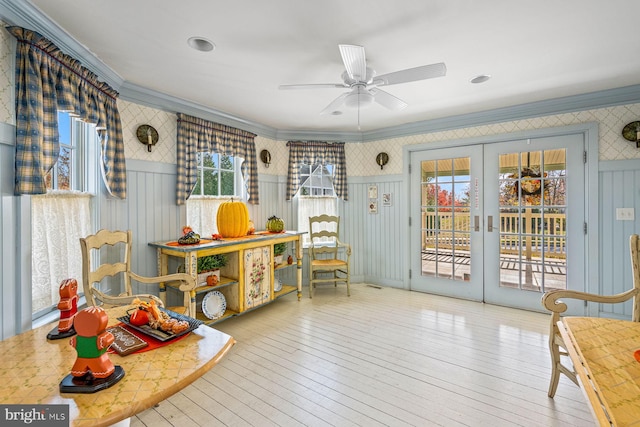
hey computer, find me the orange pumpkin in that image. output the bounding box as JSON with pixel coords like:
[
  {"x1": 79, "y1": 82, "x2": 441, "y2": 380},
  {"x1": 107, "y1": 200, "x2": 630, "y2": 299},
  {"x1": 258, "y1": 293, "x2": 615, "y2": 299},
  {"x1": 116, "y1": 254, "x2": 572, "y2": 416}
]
[{"x1": 216, "y1": 200, "x2": 249, "y2": 238}]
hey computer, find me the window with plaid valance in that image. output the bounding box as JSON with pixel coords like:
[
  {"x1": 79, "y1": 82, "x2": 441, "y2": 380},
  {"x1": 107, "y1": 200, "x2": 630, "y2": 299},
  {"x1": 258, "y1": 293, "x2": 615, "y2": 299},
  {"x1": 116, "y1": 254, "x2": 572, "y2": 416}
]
[
  {"x1": 286, "y1": 141, "x2": 348, "y2": 201},
  {"x1": 176, "y1": 113, "x2": 259, "y2": 205},
  {"x1": 7, "y1": 26, "x2": 126, "y2": 198}
]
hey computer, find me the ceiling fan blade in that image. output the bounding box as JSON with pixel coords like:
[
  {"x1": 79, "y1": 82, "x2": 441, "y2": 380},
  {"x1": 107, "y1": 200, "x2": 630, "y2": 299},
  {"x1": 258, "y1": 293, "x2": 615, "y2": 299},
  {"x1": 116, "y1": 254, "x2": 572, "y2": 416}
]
[
  {"x1": 370, "y1": 88, "x2": 408, "y2": 111},
  {"x1": 279, "y1": 83, "x2": 346, "y2": 90},
  {"x1": 339, "y1": 44, "x2": 367, "y2": 82},
  {"x1": 320, "y1": 92, "x2": 350, "y2": 115},
  {"x1": 374, "y1": 62, "x2": 446, "y2": 86}
]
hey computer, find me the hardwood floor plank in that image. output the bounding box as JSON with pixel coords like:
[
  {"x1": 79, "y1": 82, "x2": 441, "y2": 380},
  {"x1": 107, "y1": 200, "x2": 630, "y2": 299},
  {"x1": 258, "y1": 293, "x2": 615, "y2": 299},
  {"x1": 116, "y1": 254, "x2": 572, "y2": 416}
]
[
  {"x1": 224, "y1": 316, "x2": 581, "y2": 426},
  {"x1": 131, "y1": 283, "x2": 591, "y2": 427}
]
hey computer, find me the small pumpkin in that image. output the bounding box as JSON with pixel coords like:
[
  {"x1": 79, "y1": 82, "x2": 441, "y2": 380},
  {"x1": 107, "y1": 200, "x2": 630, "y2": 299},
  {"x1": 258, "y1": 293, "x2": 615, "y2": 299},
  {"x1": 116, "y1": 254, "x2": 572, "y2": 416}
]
[
  {"x1": 266, "y1": 215, "x2": 285, "y2": 233},
  {"x1": 216, "y1": 199, "x2": 250, "y2": 238}
]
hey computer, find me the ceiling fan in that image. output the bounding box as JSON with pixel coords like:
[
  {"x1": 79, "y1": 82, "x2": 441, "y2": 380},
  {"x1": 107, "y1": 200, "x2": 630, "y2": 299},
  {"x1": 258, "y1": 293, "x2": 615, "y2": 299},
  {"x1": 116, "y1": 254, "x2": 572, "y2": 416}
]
[{"x1": 279, "y1": 44, "x2": 447, "y2": 116}]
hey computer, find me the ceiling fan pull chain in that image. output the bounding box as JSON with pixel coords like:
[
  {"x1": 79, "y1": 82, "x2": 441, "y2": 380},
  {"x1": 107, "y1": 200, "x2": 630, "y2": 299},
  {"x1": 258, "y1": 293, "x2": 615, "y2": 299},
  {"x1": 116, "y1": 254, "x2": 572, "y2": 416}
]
[{"x1": 357, "y1": 91, "x2": 361, "y2": 130}]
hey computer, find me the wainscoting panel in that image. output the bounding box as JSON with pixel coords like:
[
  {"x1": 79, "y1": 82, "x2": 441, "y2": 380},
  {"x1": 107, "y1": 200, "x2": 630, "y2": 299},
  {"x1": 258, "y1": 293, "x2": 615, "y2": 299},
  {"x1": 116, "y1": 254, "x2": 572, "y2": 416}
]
[
  {"x1": 598, "y1": 160, "x2": 640, "y2": 319},
  {"x1": 248, "y1": 175, "x2": 293, "y2": 232},
  {"x1": 346, "y1": 176, "x2": 405, "y2": 288},
  {"x1": 0, "y1": 139, "x2": 18, "y2": 339},
  {"x1": 101, "y1": 160, "x2": 185, "y2": 297},
  {"x1": 248, "y1": 175, "x2": 297, "y2": 286}
]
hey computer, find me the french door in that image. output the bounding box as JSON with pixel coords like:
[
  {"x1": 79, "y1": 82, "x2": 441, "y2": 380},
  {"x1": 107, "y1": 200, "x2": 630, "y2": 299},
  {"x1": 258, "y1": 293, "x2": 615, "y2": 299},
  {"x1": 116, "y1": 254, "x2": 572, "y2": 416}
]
[
  {"x1": 410, "y1": 145, "x2": 484, "y2": 301},
  {"x1": 410, "y1": 133, "x2": 585, "y2": 312}
]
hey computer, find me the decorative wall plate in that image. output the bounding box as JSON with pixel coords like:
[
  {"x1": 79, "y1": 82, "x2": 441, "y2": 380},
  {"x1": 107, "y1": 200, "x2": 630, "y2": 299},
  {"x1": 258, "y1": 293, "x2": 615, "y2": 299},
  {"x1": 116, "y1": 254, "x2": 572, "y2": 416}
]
[{"x1": 202, "y1": 290, "x2": 226, "y2": 320}]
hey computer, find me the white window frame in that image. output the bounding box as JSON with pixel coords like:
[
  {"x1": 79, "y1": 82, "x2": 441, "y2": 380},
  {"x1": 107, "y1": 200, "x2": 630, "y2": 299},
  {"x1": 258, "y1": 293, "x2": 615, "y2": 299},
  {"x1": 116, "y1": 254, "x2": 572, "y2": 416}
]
[
  {"x1": 46, "y1": 112, "x2": 84, "y2": 190},
  {"x1": 190, "y1": 152, "x2": 245, "y2": 197},
  {"x1": 186, "y1": 152, "x2": 246, "y2": 236},
  {"x1": 31, "y1": 111, "x2": 98, "y2": 319},
  {"x1": 296, "y1": 162, "x2": 338, "y2": 247}
]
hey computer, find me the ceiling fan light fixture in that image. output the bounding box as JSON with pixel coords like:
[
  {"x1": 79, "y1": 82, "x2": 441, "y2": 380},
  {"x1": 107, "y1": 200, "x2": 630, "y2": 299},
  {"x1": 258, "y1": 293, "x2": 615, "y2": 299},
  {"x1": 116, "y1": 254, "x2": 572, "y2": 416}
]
[
  {"x1": 470, "y1": 74, "x2": 491, "y2": 84},
  {"x1": 187, "y1": 37, "x2": 215, "y2": 52},
  {"x1": 345, "y1": 88, "x2": 374, "y2": 109}
]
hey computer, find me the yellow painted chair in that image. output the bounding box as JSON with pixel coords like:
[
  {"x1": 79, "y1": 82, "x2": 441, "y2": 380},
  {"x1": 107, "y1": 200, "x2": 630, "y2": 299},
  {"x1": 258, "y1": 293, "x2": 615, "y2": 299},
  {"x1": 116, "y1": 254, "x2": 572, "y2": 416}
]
[
  {"x1": 80, "y1": 229, "x2": 196, "y2": 316},
  {"x1": 308, "y1": 215, "x2": 351, "y2": 298}
]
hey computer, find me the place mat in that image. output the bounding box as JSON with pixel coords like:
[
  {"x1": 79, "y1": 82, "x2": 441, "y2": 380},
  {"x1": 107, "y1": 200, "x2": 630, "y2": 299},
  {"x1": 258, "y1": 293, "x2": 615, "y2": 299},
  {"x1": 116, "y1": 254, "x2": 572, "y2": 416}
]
[
  {"x1": 166, "y1": 239, "x2": 214, "y2": 247},
  {"x1": 107, "y1": 322, "x2": 191, "y2": 355}
]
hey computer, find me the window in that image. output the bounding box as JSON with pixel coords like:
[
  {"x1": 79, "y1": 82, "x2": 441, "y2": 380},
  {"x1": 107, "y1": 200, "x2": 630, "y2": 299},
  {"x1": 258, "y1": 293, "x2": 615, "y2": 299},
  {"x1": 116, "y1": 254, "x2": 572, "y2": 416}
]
[
  {"x1": 191, "y1": 153, "x2": 243, "y2": 196},
  {"x1": 45, "y1": 112, "x2": 82, "y2": 190},
  {"x1": 31, "y1": 111, "x2": 96, "y2": 317},
  {"x1": 298, "y1": 163, "x2": 335, "y2": 196},
  {"x1": 186, "y1": 152, "x2": 245, "y2": 235},
  {"x1": 296, "y1": 162, "x2": 338, "y2": 246}
]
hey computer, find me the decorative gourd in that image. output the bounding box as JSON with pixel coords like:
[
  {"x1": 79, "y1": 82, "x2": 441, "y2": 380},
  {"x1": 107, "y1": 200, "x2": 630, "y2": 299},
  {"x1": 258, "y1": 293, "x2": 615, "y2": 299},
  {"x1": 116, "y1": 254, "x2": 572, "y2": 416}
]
[
  {"x1": 178, "y1": 230, "x2": 200, "y2": 245},
  {"x1": 266, "y1": 215, "x2": 285, "y2": 233},
  {"x1": 216, "y1": 200, "x2": 250, "y2": 237}
]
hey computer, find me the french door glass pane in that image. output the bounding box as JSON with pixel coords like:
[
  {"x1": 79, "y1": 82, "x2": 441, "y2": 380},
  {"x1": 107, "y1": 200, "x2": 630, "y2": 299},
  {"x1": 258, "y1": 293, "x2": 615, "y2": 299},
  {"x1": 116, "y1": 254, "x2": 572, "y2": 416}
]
[
  {"x1": 420, "y1": 157, "x2": 471, "y2": 281},
  {"x1": 497, "y1": 149, "x2": 567, "y2": 291}
]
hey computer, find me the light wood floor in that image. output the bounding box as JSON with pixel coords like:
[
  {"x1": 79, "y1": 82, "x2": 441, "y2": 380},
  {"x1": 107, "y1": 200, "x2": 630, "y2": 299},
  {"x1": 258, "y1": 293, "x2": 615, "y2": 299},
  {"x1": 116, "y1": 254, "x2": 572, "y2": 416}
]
[{"x1": 131, "y1": 283, "x2": 591, "y2": 427}]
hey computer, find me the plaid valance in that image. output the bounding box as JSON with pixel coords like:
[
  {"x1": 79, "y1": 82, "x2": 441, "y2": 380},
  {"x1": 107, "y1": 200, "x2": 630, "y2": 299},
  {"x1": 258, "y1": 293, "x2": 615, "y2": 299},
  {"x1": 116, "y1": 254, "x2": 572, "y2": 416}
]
[
  {"x1": 7, "y1": 26, "x2": 126, "y2": 198},
  {"x1": 286, "y1": 141, "x2": 348, "y2": 201},
  {"x1": 176, "y1": 113, "x2": 259, "y2": 205}
]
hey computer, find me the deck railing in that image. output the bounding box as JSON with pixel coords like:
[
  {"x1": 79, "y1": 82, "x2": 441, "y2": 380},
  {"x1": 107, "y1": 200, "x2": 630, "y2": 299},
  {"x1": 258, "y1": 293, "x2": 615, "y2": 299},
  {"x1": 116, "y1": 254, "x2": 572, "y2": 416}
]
[{"x1": 421, "y1": 211, "x2": 566, "y2": 259}]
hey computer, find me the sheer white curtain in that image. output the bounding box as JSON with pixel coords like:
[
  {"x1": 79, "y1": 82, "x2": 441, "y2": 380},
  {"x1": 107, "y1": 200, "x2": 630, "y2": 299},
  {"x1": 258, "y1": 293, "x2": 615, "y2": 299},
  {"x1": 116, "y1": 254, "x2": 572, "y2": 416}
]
[
  {"x1": 297, "y1": 196, "x2": 338, "y2": 247},
  {"x1": 185, "y1": 197, "x2": 227, "y2": 237},
  {"x1": 31, "y1": 191, "x2": 92, "y2": 314}
]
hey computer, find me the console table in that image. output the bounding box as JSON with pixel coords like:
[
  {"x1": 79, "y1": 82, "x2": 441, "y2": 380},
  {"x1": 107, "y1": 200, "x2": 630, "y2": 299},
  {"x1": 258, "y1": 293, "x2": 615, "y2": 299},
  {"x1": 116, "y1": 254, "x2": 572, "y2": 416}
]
[
  {"x1": 0, "y1": 305, "x2": 234, "y2": 427},
  {"x1": 149, "y1": 231, "x2": 304, "y2": 324},
  {"x1": 558, "y1": 317, "x2": 640, "y2": 426}
]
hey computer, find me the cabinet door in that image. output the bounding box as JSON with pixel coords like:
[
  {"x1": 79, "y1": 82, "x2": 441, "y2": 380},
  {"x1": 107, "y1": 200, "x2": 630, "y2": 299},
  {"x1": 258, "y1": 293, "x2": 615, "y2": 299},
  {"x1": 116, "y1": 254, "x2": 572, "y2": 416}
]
[{"x1": 244, "y1": 246, "x2": 272, "y2": 309}]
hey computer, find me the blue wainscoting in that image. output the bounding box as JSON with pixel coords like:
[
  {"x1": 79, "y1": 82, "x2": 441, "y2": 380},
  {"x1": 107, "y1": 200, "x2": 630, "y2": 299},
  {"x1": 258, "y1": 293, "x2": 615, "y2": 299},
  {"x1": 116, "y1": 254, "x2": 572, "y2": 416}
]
[{"x1": 598, "y1": 159, "x2": 640, "y2": 319}]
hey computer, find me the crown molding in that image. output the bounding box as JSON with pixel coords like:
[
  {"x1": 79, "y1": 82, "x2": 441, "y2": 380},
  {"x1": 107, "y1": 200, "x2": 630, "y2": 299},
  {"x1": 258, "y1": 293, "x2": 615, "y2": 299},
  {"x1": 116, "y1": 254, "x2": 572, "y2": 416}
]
[
  {"x1": 119, "y1": 81, "x2": 278, "y2": 139},
  {"x1": 0, "y1": 0, "x2": 124, "y2": 89},
  {"x1": 3, "y1": 1, "x2": 640, "y2": 143},
  {"x1": 358, "y1": 84, "x2": 640, "y2": 142}
]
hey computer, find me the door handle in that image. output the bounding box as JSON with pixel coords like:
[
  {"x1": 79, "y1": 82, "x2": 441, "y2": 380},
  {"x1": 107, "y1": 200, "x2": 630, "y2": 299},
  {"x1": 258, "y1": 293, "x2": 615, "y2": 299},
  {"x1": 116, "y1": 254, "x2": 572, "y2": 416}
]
[
  {"x1": 474, "y1": 215, "x2": 480, "y2": 232},
  {"x1": 487, "y1": 215, "x2": 493, "y2": 232}
]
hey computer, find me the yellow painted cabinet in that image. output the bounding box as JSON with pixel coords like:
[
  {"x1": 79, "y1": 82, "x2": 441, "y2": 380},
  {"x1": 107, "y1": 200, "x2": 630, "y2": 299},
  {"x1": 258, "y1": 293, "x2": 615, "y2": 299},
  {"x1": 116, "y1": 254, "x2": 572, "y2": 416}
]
[{"x1": 149, "y1": 232, "x2": 304, "y2": 324}]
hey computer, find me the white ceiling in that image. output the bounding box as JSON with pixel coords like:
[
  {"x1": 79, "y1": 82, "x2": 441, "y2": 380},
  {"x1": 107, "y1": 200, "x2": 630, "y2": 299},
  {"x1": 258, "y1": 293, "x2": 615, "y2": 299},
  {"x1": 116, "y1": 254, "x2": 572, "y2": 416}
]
[{"x1": 17, "y1": 0, "x2": 640, "y2": 134}]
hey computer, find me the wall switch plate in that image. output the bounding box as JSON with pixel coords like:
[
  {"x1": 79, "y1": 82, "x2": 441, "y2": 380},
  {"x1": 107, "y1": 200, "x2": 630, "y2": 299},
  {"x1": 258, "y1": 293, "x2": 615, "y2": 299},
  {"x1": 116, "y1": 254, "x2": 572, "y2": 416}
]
[{"x1": 616, "y1": 208, "x2": 635, "y2": 221}]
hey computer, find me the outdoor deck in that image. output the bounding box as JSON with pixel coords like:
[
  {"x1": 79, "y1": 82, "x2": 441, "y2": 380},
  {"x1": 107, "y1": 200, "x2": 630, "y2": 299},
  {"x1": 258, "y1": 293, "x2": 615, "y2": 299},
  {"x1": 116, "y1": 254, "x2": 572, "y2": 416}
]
[{"x1": 421, "y1": 249, "x2": 567, "y2": 291}]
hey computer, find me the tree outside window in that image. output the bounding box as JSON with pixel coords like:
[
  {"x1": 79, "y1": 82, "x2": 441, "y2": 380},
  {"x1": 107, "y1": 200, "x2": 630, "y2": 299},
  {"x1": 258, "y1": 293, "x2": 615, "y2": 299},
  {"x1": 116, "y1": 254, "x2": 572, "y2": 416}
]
[
  {"x1": 192, "y1": 153, "x2": 240, "y2": 196},
  {"x1": 186, "y1": 152, "x2": 245, "y2": 236},
  {"x1": 45, "y1": 111, "x2": 78, "y2": 190}
]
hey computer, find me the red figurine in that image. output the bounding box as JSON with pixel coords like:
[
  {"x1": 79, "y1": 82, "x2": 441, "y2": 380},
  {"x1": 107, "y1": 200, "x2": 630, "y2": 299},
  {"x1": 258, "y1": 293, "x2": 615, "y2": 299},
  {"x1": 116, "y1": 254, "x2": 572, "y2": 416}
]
[
  {"x1": 57, "y1": 278, "x2": 78, "y2": 332},
  {"x1": 70, "y1": 306, "x2": 116, "y2": 379},
  {"x1": 47, "y1": 278, "x2": 79, "y2": 340}
]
